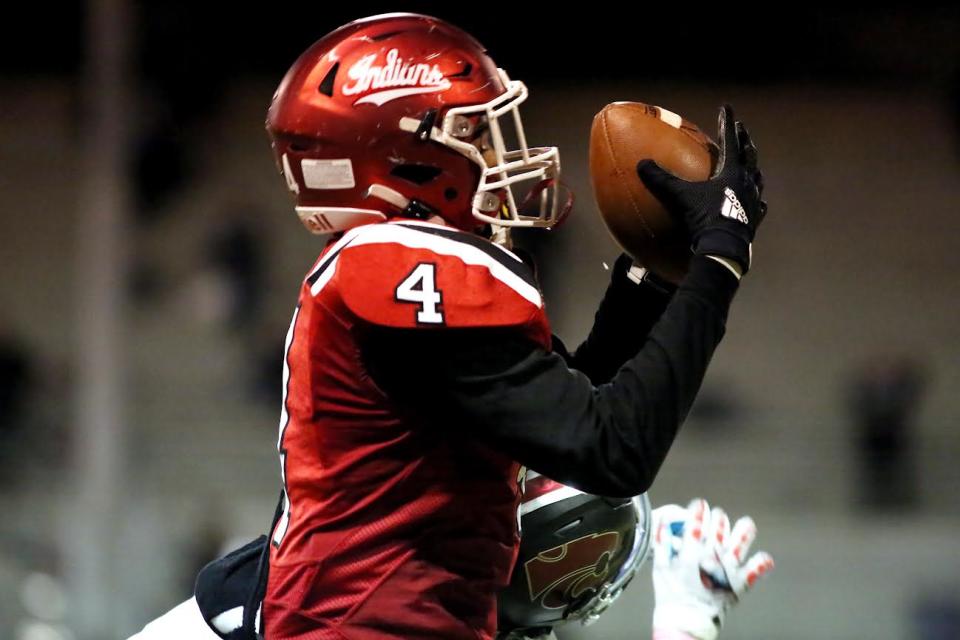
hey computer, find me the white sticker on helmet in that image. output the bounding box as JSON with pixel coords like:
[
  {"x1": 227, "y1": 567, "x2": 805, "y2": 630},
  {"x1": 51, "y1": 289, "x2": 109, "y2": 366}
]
[{"x1": 301, "y1": 159, "x2": 356, "y2": 190}]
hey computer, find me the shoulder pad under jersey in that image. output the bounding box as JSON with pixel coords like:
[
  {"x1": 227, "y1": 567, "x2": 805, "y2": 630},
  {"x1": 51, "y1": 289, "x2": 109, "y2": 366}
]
[{"x1": 309, "y1": 222, "x2": 548, "y2": 339}]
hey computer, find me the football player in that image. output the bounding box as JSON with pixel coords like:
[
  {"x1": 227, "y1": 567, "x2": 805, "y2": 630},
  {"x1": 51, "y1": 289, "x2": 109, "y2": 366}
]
[
  {"x1": 497, "y1": 478, "x2": 774, "y2": 640},
  {"x1": 151, "y1": 10, "x2": 769, "y2": 639},
  {"x1": 129, "y1": 482, "x2": 773, "y2": 640}
]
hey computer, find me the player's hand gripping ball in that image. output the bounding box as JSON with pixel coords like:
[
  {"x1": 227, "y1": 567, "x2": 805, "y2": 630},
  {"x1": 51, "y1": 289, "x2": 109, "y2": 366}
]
[{"x1": 590, "y1": 102, "x2": 718, "y2": 284}]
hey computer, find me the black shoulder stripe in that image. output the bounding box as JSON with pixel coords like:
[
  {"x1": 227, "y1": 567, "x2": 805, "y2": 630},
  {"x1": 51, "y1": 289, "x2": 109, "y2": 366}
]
[
  {"x1": 392, "y1": 223, "x2": 538, "y2": 289},
  {"x1": 306, "y1": 244, "x2": 348, "y2": 286}
]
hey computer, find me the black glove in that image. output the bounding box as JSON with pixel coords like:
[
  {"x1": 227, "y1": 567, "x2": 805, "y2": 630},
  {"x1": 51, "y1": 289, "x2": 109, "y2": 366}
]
[{"x1": 636, "y1": 104, "x2": 767, "y2": 275}]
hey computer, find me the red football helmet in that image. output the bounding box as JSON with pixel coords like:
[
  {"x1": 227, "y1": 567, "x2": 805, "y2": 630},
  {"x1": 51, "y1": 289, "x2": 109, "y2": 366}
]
[{"x1": 266, "y1": 13, "x2": 566, "y2": 235}]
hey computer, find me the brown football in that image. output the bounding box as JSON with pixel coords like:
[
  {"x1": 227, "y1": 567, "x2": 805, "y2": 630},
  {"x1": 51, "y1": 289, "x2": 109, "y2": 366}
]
[{"x1": 589, "y1": 102, "x2": 718, "y2": 284}]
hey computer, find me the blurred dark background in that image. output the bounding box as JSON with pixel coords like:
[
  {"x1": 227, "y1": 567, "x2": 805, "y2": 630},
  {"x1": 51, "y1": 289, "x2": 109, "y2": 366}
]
[
  {"x1": 9, "y1": 5, "x2": 960, "y2": 83},
  {"x1": 0, "y1": 4, "x2": 958, "y2": 639}
]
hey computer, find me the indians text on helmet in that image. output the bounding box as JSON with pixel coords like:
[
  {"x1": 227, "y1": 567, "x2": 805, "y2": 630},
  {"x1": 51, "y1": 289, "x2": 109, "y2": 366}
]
[{"x1": 342, "y1": 49, "x2": 452, "y2": 106}]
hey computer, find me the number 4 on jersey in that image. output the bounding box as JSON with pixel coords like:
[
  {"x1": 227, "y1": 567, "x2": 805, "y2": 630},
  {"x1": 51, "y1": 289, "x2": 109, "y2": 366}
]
[{"x1": 395, "y1": 263, "x2": 444, "y2": 325}]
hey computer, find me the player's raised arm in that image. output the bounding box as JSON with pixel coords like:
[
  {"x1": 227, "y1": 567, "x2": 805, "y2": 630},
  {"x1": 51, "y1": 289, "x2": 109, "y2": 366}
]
[
  {"x1": 554, "y1": 253, "x2": 676, "y2": 385},
  {"x1": 363, "y1": 252, "x2": 734, "y2": 497},
  {"x1": 364, "y1": 108, "x2": 766, "y2": 498}
]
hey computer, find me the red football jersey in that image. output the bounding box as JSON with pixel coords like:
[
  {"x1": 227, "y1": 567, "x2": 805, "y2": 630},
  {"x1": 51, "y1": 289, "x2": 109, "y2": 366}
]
[{"x1": 264, "y1": 220, "x2": 551, "y2": 640}]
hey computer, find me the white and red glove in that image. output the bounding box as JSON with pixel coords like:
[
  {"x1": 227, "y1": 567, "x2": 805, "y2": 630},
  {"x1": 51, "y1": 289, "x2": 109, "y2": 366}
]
[{"x1": 651, "y1": 499, "x2": 774, "y2": 640}]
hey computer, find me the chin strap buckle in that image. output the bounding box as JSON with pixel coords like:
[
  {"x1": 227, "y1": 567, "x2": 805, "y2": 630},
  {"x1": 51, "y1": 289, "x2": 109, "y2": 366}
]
[
  {"x1": 400, "y1": 199, "x2": 434, "y2": 220},
  {"x1": 365, "y1": 184, "x2": 435, "y2": 221}
]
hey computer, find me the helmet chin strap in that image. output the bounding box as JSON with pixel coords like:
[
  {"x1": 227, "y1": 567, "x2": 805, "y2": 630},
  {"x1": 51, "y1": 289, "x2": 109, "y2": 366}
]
[
  {"x1": 367, "y1": 183, "x2": 513, "y2": 245},
  {"x1": 366, "y1": 184, "x2": 410, "y2": 210},
  {"x1": 399, "y1": 116, "x2": 442, "y2": 142},
  {"x1": 490, "y1": 225, "x2": 512, "y2": 248}
]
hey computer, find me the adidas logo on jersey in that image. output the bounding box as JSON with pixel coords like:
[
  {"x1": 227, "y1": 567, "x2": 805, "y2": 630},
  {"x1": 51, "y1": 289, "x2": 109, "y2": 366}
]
[
  {"x1": 343, "y1": 49, "x2": 451, "y2": 106},
  {"x1": 720, "y1": 187, "x2": 749, "y2": 224}
]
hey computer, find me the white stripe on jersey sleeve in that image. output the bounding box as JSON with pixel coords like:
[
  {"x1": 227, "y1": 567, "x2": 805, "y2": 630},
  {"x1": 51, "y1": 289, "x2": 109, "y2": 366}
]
[
  {"x1": 304, "y1": 224, "x2": 367, "y2": 286},
  {"x1": 322, "y1": 223, "x2": 542, "y2": 308},
  {"x1": 394, "y1": 220, "x2": 527, "y2": 264},
  {"x1": 309, "y1": 254, "x2": 342, "y2": 297}
]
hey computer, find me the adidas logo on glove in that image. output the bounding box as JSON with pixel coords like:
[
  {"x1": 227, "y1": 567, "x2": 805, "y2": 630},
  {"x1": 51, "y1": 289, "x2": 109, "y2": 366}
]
[{"x1": 720, "y1": 188, "x2": 749, "y2": 224}]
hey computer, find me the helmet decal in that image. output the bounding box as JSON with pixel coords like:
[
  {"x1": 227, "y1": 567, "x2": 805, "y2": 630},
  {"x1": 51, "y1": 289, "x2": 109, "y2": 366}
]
[
  {"x1": 524, "y1": 531, "x2": 621, "y2": 609},
  {"x1": 342, "y1": 49, "x2": 451, "y2": 106}
]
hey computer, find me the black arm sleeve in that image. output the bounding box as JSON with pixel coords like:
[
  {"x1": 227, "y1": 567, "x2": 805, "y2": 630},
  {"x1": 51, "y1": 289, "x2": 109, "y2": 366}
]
[
  {"x1": 556, "y1": 254, "x2": 676, "y2": 384},
  {"x1": 361, "y1": 255, "x2": 738, "y2": 498}
]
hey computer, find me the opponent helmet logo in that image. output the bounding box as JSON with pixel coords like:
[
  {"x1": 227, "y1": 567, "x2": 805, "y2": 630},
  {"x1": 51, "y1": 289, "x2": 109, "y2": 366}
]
[
  {"x1": 342, "y1": 49, "x2": 451, "y2": 106},
  {"x1": 524, "y1": 531, "x2": 621, "y2": 609}
]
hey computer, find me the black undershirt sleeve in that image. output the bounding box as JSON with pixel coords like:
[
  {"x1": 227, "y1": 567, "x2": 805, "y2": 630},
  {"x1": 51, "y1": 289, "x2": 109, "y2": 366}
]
[
  {"x1": 554, "y1": 255, "x2": 676, "y2": 384},
  {"x1": 360, "y1": 255, "x2": 738, "y2": 498}
]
